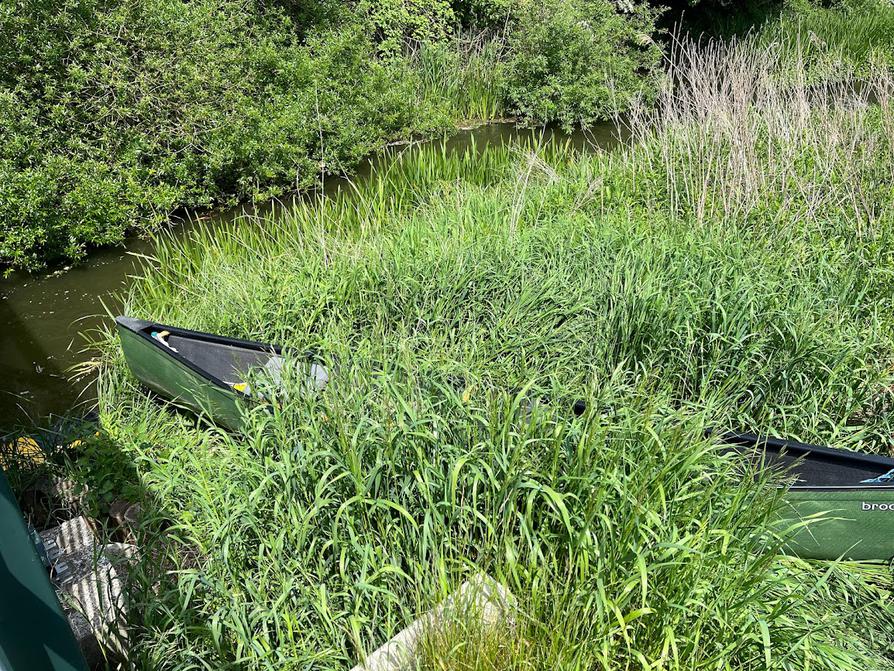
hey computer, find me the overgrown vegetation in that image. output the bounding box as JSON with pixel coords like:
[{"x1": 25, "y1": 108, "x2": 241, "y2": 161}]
[
  {"x1": 686, "y1": 0, "x2": 894, "y2": 79},
  {"x1": 6, "y1": 0, "x2": 893, "y2": 271},
  {"x1": 0, "y1": 0, "x2": 443, "y2": 270},
  {"x1": 0, "y1": 0, "x2": 661, "y2": 271},
  {"x1": 502, "y1": 0, "x2": 661, "y2": 126},
  {"x1": 67, "y1": 32, "x2": 894, "y2": 669},
  {"x1": 761, "y1": 0, "x2": 894, "y2": 79}
]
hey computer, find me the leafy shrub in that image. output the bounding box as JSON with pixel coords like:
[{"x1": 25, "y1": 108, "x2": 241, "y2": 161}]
[
  {"x1": 450, "y1": 0, "x2": 516, "y2": 31},
  {"x1": 0, "y1": 0, "x2": 446, "y2": 271},
  {"x1": 357, "y1": 0, "x2": 456, "y2": 55},
  {"x1": 0, "y1": 0, "x2": 664, "y2": 271},
  {"x1": 504, "y1": 0, "x2": 662, "y2": 127}
]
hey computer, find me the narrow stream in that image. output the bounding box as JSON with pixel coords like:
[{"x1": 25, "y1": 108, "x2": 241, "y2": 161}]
[{"x1": 0, "y1": 121, "x2": 624, "y2": 429}]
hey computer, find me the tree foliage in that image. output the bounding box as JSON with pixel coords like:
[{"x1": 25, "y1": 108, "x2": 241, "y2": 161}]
[
  {"x1": 358, "y1": 0, "x2": 456, "y2": 55},
  {"x1": 504, "y1": 0, "x2": 662, "y2": 127},
  {"x1": 0, "y1": 0, "x2": 446, "y2": 269}
]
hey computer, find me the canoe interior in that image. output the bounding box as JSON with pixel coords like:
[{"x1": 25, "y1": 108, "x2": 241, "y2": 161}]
[
  {"x1": 120, "y1": 317, "x2": 282, "y2": 391},
  {"x1": 163, "y1": 332, "x2": 279, "y2": 388},
  {"x1": 718, "y1": 432, "x2": 894, "y2": 489}
]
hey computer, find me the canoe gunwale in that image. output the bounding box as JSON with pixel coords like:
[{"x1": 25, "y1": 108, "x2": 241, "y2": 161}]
[
  {"x1": 714, "y1": 430, "x2": 894, "y2": 492},
  {"x1": 115, "y1": 316, "x2": 284, "y2": 402}
]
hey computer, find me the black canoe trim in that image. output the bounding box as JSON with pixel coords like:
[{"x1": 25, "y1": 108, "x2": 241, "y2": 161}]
[
  {"x1": 116, "y1": 316, "x2": 283, "y2": 401},
  {"x1": 714, "y1": 431, "x2": 894, "y2": 491}
]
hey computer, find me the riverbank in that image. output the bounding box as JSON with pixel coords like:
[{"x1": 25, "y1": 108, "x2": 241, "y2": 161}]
[
  {"x1": 0, "y1": 0, "x2": 660, "y2": 272},
  {"x1": 7, "y1": 0, "x2": 894, "y2": 274},
  {"x1": 0, "y1": 121, "x2": 622, "y2": 428},
  {"x1": 59, "y1": 33, "x2": 894, "y2": 668},
  {"x1": 4, "y1": 0, "x2": 894, "y2": 428},
  {"x1": 4, "y1": 4, "x2": 894, "y2": 668}
]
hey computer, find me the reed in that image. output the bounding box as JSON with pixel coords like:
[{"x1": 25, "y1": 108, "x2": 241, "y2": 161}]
[
  {"x1": 413, "y1": 35, "x2": 509, "y2": 123},
  {"x1": 85, "y1": 32, "x2": 894, "y2": 669}
]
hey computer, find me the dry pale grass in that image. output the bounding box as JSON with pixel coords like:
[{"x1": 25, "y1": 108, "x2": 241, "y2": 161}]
[{"x1": 625, "y1": 36, "x2": 894, "y2": 234}]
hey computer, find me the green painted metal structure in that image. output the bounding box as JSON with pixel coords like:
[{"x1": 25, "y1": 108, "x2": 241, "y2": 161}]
[{"x1": 0, "y1": 470, "x2": 87, "y2": 671}]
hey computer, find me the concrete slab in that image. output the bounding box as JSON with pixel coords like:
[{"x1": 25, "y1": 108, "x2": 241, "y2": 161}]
[
  {"x1": 39, "y1": 516, "x2": 132, "y2": 665},
  {"x1": 351, "y1": 574, "x2": 516, "y2": 671}
]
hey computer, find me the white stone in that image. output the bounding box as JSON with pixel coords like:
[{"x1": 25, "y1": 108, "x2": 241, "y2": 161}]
[
  {"x1": 351, "y1": 574, "x2": 516, "y2": 671},
  {"x1": 39, "y1": 516, "x2": 130, "y2": 663}
]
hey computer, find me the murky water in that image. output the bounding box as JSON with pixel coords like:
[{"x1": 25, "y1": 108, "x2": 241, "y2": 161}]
[{"x1": 0, "y1": 121, "x2": 624, "y2": 429}]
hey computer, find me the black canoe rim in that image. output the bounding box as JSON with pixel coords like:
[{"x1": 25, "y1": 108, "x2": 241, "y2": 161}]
[
  {"x1": 712, "y1": 430, "x2": 894, "y2": 491},
  {"x1": 115, "y1": 316, "x2": 284, "y2": 401}
]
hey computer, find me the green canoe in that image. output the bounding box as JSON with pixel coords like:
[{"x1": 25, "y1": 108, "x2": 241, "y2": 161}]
[
  {"x1": 719, "y1": 432, "x2": 894, "y2": 561},
  {"x1": 116, "y1": 317, "x2": 328, "y2": 432},
  {"x1": 0, "y1": 469, "x2": 87, "y2": 671}
]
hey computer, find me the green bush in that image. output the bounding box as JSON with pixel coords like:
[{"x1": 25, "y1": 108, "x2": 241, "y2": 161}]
[
  {"x1": 0, "y1": 0, "x2": 666, "y2": 272},
  {"x1": 357, "y1": 0, "x2": 456, "y2": 55},
  {"x1": 449, "y1": 0, "x2": 516, "y2": 31},
  {"x1": 503, "y1": 0, "x2": 662, "y2": 127},
  {"x1": 0, "y1": 0, "x2": 446, "y2": 271}
]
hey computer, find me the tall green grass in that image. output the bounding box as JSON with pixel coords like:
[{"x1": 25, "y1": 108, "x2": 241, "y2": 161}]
[
  {"x1": 414, "y1": 35, "x2": 508, "y2": 123},
  {"x1": 98, "y1": 375, "x2": 894, "y2": 669},
  {"x1": 763, "y1": 0, "x2": 894, "y2": 81},
  {"x1": 695, "y1": 0, "x2": 894, "y2": 81},
  {"x1": 90, "y1": 33, "x2": 894, "y2": 669}
]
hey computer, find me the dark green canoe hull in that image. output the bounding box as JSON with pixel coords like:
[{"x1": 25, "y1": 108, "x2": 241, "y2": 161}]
[
  {"x1": 116, "y1": 317, "x2": 251, "y2": 431},
  {"x1": 720, "y1": 432, "x2": 894, "y2": 561},
  {"x1": 782, "y1": 489, "x2": 894, "y2": 560},
  {"x1": 0, "y1": 470, "x2": 87, "y2": 671}
]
